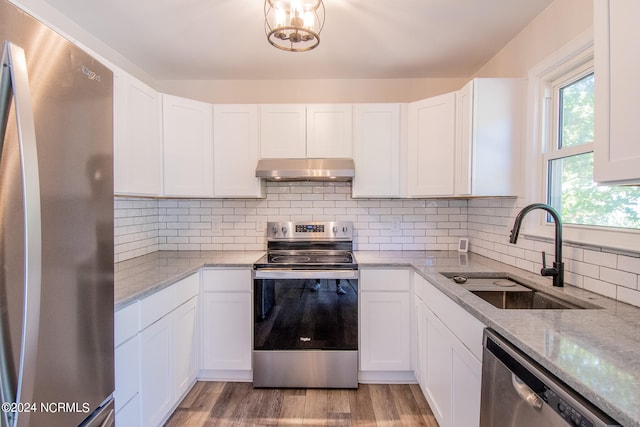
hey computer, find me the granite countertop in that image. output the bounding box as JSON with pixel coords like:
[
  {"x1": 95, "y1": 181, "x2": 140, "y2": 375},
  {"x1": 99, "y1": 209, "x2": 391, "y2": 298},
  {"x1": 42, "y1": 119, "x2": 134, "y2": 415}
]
[
  {"x1": 115, "y1": 250, "x2": 264, "y2": 309},
  {"x1": 115, "y1": 250, "x2": 640, "y2": 426},
  {"x1": 356, "y1": 250, "x2": 640, "y2": 427}
]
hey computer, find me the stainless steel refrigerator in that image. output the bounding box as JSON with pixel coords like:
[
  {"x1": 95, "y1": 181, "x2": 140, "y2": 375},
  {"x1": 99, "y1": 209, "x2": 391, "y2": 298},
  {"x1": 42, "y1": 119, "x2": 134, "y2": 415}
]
[{"x1": 0, "y1": 0, "x2": 114, "y2": 426}]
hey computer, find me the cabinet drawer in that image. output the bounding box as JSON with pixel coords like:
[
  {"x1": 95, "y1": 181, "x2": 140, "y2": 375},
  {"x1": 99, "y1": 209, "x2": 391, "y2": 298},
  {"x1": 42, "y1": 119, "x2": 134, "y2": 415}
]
[
  {"x1": 115, "y1": 394, "x2": 140, "y2": 427},
  {"x1": 140, "y1": 273, "x2": 199, "y2": 330},
  {"x1": 360, "y1": 268, "x2": 410, "y2": 291},
  {"x1": 115, "y1": 302, "x2": 139, "y2": 346},
  {"x1": 114, "y1": 335, "x2": 140, "y2": 413},
  {"x1": 202, "y1": 269, "x2": 251, "y2": 292}
]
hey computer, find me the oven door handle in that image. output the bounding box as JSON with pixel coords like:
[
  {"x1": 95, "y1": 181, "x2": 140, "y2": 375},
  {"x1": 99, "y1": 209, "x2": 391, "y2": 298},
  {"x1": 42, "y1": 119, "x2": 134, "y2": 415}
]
[{"x1": 253, "y1": 269, "x2": 358, "y2": 280}]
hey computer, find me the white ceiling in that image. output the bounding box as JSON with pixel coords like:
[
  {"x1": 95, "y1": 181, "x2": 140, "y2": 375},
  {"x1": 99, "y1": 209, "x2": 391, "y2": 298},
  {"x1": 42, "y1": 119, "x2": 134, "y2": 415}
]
[{"x1": 42, "y1": 0, "x2": 553, "y2": 80}]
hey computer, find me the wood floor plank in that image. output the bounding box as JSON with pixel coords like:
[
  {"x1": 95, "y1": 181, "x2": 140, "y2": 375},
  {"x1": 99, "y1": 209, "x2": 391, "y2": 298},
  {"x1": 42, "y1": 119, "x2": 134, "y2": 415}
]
[
  {"x1": 346, "y1": 385, "x2": 377, "y2": 427},
  {"x1": 176, "y1": 382, "x2": 206, "y2": 409},
  {"x1": 369, "y1": 384, "x2": 401, "y2": 425},
  {"x1": 252, "y1": 388, "x2": 285, "y2": 426},
  {"x1": 327, "y1": 389, "x2": 352, "y2": 426},
  {"x1": 203, "y1": 382, "x2": 253, "y2": 427},
  {"x1": 303, "y1": 389, "x2": 328, "y2": 426},
  {"x1": 278, "y1": 390, "x2": 306, "y2": 426},
  {"x1": 164, "y1": 382, "x2": 437, "y2": 427},
  {"x1": 406, "y1": 384, "x2": 439, "y2": 427},
  {"x1": 165, "y1": 382, "x2": 222, "y2": 427},
  {"x1": 388, "y1": 384, "x2": 432, "y2": 427}
]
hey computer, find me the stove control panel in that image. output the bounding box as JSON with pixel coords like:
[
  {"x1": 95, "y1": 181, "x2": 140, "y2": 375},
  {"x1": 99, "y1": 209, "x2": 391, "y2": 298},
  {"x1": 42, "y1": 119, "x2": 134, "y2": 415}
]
[
  {"x1": 295, "y1": 224, "x2": 324, "y2": 233},
  {"x1": 267, "y1": 221, "x2": 353, "y2": 240}
]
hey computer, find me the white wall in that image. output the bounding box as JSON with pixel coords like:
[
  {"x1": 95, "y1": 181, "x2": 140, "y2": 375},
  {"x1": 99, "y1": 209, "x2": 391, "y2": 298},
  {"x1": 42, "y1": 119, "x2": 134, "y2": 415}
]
[
  {"x1": 474, "y1": 0, "x2": 593, "y2": 77},
  {"x1": 156, "y1": 78, "x2": 468, "y2": 104}
]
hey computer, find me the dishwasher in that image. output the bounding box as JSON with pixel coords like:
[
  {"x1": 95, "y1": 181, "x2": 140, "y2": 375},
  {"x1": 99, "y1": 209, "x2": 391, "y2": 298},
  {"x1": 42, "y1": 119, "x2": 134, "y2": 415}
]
[{"x1": 480, "y1": 329, "x2": 620, "y2": 427}]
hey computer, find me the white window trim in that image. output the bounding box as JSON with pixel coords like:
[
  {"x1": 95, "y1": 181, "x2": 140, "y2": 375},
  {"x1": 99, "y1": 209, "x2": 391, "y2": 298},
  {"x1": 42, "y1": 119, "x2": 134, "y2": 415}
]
[{"x1": 522, "y1": 27, "x2": 640, "y2": 254}]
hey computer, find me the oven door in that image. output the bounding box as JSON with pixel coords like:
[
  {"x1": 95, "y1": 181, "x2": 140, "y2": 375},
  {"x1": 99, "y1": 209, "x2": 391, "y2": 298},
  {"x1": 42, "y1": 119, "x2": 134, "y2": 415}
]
[
  {"x1": 253, "y1": 271, "x2": 358, "y2": 351},
  {"x1": 252, "y1": 269, "x2": 359, "y2": 388}
]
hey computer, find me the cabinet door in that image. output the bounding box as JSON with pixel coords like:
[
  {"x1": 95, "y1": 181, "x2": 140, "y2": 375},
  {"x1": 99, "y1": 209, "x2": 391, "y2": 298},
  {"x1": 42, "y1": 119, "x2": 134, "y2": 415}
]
[
  {"x1": 455, "y1": 81, "x2": 473, "y2": 196},
  {"x1": 213, "y1": 105, "x2": 263, "y2": 197},
  {"x1": 451, "y1": 338, "x2": 482, "y2": 427},
  {"x1": 306, "y1": 104, "x2": 353, "y2": 158},
  {"x1": 360, "y1": 291, "x2": 411, "y2": 371},
  {"x1": 594, "y1": 0, "x2": 640, "y2": 184},
  {"x1": 114, "y1": 72, "x2": 162, "y2": 196},
  {"x1": 162, "y1": 94, "x2": 214, "y2": 197},
  {"x1": 173, "y1": 297, "x2": 198, "y2": 400},
  {"x1": 260, "y1": 104, "x2": 306, "y2": 158},
  {"x1": 425, "y1": 310, "x2": 452, "y2": 427},
  {"x1": 414, "y1": 297, "x2": 428, "y2": 392},
  {"x1": 201, "y1": 292, "x2": 252, "y2": 370},
  {"x1": 459, "y1": 78, "x2": 522, "y2": 196},
  {"x1": 139, "y1": 315, "x2": 173, "y2": 427},
  {"x1": 352, "y1": 104, "x2": 401, "y2": 197},
  {"x1": 407, "y1": 93, "x2": 456, "y2": 196}
]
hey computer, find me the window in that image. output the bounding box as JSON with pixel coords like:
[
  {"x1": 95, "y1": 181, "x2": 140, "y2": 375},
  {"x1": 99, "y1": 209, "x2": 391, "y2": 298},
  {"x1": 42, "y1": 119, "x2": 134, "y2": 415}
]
[{"x1": 543, "y1": 62, "x2": 640, "y2": 229}]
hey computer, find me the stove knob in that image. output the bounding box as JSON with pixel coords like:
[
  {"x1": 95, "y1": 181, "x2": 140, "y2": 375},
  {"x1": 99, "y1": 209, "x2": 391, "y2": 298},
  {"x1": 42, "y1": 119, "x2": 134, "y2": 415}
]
[
  {"x1": 342, "y1": 226, "x2": 348, "y2": 233},
  {"x1": 281, "y1": 226, "x2": 288, "y2": 235},
  {"x1": 271, "y1": 225, "x2": 278, "y2": 234},
  {"x1": 332, "y1": 226, "x2": 338, "y2": 233}
]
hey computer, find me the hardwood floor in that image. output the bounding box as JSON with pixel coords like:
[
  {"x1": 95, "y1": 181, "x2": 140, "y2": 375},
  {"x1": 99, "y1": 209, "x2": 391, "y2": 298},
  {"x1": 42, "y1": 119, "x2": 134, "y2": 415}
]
[{"x1": 164, "y1": 382, "x2": 439, "y2": 426}]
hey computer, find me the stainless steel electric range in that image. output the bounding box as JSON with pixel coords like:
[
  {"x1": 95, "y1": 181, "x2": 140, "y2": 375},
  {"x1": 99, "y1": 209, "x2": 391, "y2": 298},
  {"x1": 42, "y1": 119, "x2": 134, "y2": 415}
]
[{"x1": 252, "y1": 221, "x2": 358, "y2": 388}]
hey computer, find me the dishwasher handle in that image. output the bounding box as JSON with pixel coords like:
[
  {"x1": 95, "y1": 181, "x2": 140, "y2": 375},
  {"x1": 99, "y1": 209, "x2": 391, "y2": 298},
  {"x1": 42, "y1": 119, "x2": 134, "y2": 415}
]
[{"x1": 512, "y1": 373, "x2": 543, "y2": 410}]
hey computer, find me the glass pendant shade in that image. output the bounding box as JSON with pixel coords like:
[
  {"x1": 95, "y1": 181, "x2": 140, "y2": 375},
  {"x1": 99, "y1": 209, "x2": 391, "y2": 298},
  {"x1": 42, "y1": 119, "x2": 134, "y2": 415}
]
[{"x1": 264, "y1": 0, "x2": 325, "y2": 52}]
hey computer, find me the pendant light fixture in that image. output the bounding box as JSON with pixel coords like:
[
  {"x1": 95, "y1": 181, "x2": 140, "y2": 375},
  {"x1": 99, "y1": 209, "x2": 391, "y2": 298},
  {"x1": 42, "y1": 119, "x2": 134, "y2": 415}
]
[{"x1": 264, "y1": 0, "x2": 325, "y2": 52}]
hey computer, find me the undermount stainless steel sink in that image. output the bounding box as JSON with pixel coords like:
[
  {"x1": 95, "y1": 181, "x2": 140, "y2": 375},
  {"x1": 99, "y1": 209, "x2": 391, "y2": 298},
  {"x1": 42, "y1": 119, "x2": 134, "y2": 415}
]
[{"x1": 440, "y1": 272, "x2": 599, "y2": 310}]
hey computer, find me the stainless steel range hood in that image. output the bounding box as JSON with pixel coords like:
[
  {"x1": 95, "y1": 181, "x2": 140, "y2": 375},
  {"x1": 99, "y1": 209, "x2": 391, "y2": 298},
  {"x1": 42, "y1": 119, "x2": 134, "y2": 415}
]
[{"x1": 255, "y1": 158, "x2": 355, "y2": 181}]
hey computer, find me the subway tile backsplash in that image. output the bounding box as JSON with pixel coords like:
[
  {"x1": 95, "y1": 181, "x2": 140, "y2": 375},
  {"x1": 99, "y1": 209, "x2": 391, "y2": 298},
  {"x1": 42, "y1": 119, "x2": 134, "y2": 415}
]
[
  {"x1": 115, "y1": 181, "x2": 467, "y2": 260},
  {"x1": 114, "y1": 182, "x2": 640, "y2": 308},
  {"x1": 467, "y1": 198, "x2": 640, "y2": 308},
  {"x1": 114, "y1": 198, "x2": 159, "y2": 262}
]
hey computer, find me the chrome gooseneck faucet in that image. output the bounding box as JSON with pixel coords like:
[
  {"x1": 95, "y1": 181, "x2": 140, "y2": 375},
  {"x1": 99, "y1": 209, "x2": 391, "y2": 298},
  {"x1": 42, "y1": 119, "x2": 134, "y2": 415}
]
[{"x1": 509, "y1": 203, "x2": 564, "y2": 287}]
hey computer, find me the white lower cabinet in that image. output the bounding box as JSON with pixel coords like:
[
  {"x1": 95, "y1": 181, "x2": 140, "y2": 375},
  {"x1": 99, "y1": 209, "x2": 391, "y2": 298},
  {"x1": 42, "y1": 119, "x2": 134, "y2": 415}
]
[
  {"x1": 116, "y1": 273, "x2": 199, "y2": 427},
  {"x1": 414, "y1": 272, "x2": 484, "y2": 427},
  {"x1": 116, "y1": 394, "x2": 141, "y2": 427},
  {"x1": 200, "y1": 269, "x2": 252, "y2": 377},
  {"x1": 360, "y1": 291, "x2": 411, "y2": 371},
  {"x1": 140, "y1": 314, "x2": 174, "y2": 427},
  {"x1": 359, "y1": 268, "x2": 412, "y2": 379},
  {"x1": 425, "y1": 310, "x2": 452, "y2": 424},
  {"x1": 114, "y1": 302, "x2": 141, "y2": 427},
  {"x1": 451, "y1": 337, "x2": 482, "y2": 427},
  {"x1": 173, "y1": 297, "x2": 199, "y2": 400}
]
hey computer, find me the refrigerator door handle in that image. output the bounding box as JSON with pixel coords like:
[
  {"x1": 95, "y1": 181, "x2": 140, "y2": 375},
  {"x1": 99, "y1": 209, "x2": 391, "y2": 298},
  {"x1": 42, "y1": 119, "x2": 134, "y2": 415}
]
[{"x1": 0, "y1": 41, "x2": 43, "y2": 427}]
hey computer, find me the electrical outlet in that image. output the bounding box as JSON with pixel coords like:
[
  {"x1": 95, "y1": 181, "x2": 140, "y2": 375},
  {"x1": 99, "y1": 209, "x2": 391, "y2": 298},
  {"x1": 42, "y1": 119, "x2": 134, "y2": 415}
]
[
  {"x1": 257, "y1": 221, "x2": 266, "y2": 232},
  {"x1": 212, "y1": 221, "x2": 221, "y2": 233}
]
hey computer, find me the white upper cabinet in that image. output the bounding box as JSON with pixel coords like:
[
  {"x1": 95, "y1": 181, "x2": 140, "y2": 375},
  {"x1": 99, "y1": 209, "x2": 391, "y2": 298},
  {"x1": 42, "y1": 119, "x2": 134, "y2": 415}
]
[
  {"x1": 455, "y1": 78, "x2": 523, "y2": 196},
  {"x1": 306, "y1": 104, "x2": 353, "y2": 158},
  {"x1": 594, "y1": 0, "x2": 640, "y2": 184},
  {"x1": 407, "y1": 93, "x2": 456, "y2": 197},
  {"x1": 213, "y1": 105, "x2": 264, "y2": 198},
  {"x1": 260, "y1": 104, "x2": 353, "y2": 159},
  {"x1": 113, "y1": 71, "x2": 162, "y2": 196},
  {"x1": 162, "y1": 94, "x2": 214, "y2": 197},
  {"x1": 260, "y1": 104, "x2": 307, "y2": 158},
  {"x1": 352, "y1": 104, "x2": 403, "y2": 198}
]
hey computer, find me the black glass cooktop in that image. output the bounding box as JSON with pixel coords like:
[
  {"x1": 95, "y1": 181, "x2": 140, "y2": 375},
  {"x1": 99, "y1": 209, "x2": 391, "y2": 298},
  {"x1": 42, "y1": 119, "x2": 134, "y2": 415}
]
[{"x1": 254, "y1": 250, "x2": 356, "y2": 269}]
